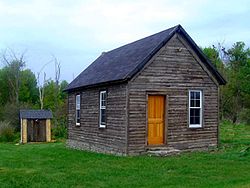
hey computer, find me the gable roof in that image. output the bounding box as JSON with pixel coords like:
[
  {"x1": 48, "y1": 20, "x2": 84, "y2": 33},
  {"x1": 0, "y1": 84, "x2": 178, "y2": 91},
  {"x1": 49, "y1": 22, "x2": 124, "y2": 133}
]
[
  {"x1": 20, "y1": 110, "x2": 53, "y2": 119},
  {"x1": 65, "y1": 25, "x2": 226, "y2": 92}
]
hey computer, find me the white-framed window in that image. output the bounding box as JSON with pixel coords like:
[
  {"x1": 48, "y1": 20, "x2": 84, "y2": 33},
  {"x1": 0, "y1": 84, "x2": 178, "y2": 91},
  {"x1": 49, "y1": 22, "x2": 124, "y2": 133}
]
[
  {"x1": 76, "y1": 94, "x2": 80, "y2": 126},
  {"x1": 189, "y1": 90, "x2": 202, "y2": 128},
  {"x1": 99, "y1": 90, "x2": 107, "y2": 128}
]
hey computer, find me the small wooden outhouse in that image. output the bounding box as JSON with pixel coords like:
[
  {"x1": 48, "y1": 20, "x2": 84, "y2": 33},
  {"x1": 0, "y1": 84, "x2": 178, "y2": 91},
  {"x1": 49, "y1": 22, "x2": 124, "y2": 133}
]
[{"x1": 20, "y1": 110, "x2": 52, "y2": 143}]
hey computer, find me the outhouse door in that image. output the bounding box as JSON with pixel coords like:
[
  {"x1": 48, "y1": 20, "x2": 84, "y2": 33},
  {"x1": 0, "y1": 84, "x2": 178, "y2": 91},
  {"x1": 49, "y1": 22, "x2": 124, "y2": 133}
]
[
  {"x1": 27, "y1": 119, "x2": 46, "y2": 142},
  {"x1": 147, "y1": 95, "x2": 165, "y2": 145}
]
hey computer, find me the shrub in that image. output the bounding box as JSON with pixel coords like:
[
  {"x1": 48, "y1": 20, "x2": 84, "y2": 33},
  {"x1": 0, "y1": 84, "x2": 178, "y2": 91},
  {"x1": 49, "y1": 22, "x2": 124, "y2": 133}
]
[
  {"x1": 52, "y1": 125, "x2": 67, "y2": 139},
  {"x1": 52, "y1": 111, "x2": 67, "y2": 139},
  {"x1": 239, "y1": 108, "x2": 250, "y2": 125},
  {"x1": 0, "y1": 121, "x2": 15, "y2": 142},
  {"x1": 1, "y1": 102, "x2": 35, "y2": 131},
  {"x1": 1, "y1": 103, "x2": 19, "y2": 130}
]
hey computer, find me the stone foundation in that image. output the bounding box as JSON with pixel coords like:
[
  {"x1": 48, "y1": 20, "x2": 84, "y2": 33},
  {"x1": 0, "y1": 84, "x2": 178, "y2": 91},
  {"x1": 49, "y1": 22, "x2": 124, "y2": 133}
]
[{"x1": 66, "y1": 139, "x2": 127, "y2": 156}]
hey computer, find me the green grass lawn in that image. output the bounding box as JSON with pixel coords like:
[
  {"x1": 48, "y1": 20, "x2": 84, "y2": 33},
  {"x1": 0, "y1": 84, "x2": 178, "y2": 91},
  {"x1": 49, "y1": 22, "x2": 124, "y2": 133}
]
[{"x1": 0, "y1": 122, "x2": 250, "y2": 188}]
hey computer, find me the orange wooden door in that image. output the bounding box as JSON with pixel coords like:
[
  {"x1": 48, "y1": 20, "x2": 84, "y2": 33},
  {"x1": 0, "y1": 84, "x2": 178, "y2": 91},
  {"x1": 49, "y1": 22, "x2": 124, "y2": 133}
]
[{"x1": 148, "y1": 95, "x2": 165, "y2": 145}]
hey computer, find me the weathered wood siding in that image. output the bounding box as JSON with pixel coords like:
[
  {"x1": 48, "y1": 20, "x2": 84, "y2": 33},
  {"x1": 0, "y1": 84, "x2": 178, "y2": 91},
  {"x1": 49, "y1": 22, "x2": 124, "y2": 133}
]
[
  {"x1": 67, "y1": 83, "x2": 127, "y2": 155},
  {"x1": 128, "y1": 34, "x2": 219, "y2": 155}
]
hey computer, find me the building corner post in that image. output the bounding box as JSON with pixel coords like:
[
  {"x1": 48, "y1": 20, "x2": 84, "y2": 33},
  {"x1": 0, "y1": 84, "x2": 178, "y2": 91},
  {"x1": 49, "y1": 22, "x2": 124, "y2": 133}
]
[
  {"x1": 21, "y1": 119, "x2": 27, "y2": 144},
  {"x1": 46, "y1": 119, "x2": 51, "y2": 142}
]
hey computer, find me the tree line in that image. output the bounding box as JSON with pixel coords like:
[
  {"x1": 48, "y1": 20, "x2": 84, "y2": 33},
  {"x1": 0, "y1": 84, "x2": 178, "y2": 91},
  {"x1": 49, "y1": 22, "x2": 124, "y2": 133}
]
[
  {"x1": 0, "y1": 49, "x2": 68, "y2": 140},
  {"x1": 203, "y1": 42, "x2": 250, "y2": 124},
  {"x1": 0, "y1": 41, "x2": 249, "y2": 141}
]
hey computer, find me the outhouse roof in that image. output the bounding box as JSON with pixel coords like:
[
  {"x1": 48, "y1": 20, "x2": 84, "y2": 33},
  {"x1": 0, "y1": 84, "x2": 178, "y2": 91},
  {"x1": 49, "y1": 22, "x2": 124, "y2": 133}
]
[{"x1": 20, "y1": 110, "x2": 53, "y2": 119}]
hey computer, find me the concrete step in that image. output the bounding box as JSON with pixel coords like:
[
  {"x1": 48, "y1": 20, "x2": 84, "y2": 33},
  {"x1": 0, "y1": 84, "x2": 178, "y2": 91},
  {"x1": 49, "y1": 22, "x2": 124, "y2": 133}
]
[{"x1": 147, "y1": 147, "x2": 181, "y2": 157}]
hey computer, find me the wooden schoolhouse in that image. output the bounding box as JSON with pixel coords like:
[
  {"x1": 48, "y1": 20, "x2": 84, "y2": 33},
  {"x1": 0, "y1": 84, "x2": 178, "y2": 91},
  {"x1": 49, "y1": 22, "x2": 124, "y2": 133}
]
[{"x1": 65, "y1": 25, "x2": 226, "y2": 155}]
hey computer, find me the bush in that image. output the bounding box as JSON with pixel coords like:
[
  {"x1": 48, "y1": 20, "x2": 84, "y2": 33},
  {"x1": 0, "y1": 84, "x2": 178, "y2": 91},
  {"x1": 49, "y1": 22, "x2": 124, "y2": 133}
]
[
  {"x1": 239, "y1": 108, "x2": 250, "y2": 124},
  {"x1": 52, "y1": 124, "x2": 67, "y2": 139},
  {"x1": 1, "y1": 103, "x2": 20, "y2": 130},
  {"x1": 0, "y1": 102, "x2": 35, "y2": 131},
  {"x1": 52, "y1": 112, "x2": 67, "y2": 139},
  {"x1": 0, "y1": 121, "x2": 15, "y2": 142}
]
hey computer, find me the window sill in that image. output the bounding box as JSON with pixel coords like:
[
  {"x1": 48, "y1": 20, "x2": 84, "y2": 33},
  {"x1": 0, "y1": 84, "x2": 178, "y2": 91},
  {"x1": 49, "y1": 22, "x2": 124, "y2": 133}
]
[
  {"x1": 189, "y1": 124, "x2": 202, "y2": 128},
  {"x1": 99, "y1": 124, "x2": 106, "y2": 128},
  {"x1": 76, "y1": 123, "x2": 80, "y2": 127}
]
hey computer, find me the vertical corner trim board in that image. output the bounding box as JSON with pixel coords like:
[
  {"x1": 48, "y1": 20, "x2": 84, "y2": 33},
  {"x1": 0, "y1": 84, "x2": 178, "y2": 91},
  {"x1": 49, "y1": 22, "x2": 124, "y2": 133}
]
[
  {"x1": 46, "y1": 119, "x2": 51, "y2": 142},
  {"x1": 21, "y1": 118, "x2": 27, "y2": 144}
]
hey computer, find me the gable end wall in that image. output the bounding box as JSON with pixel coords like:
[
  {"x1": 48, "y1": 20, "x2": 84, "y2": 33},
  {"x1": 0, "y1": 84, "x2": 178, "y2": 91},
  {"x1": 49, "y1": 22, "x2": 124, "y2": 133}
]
[{"x1": 128, "y1": 34, "x2": 219, "y2": 155}]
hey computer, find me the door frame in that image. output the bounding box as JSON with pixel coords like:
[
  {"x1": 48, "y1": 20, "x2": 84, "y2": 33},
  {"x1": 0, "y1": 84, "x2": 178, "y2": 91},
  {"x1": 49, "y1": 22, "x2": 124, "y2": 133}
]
[{"x1": 145, "y1": 92, "x2": 169, "y2": 146}]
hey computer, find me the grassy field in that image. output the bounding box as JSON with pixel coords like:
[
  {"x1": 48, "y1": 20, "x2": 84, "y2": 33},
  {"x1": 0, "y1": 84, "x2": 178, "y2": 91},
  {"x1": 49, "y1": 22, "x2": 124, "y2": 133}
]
[{"x1": 0, "y1": 122, "x2": 249, "y2": 188}]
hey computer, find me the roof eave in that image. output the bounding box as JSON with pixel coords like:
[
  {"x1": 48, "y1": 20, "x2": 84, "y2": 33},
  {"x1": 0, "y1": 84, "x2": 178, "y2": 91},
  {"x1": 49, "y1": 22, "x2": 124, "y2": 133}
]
[{"x1": 64, "y1": 78, "x2": 129, "y2": 93}]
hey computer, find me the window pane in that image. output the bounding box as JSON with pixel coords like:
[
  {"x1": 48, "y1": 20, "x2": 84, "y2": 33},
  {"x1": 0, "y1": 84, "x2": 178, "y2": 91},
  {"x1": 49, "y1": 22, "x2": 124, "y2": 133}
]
[
  {"x1": 190, "y1": 99, "x2": 194, "y2": 107},
  {"x1": 190, "y1": 108, "x2": 195, "y2": 116},
  {"x1": 190, "y1": 114, "x2": 195, "y2": 124},
  {"x1": 194, "y1": 108, "x2": 200, "y2": 116},
  {"x1": 195, "y1": 99, "x2": 200, "y2": 107},
  {"x1": 190, "y1": 109, "x2": 194, "y2": 124},
  {"x1": 190, "y1": 109, "x2": 200, "y2": 124},
  {"x1": 101, "y1": 100, "x2": 106, "y2": 107},
  {"x1": 76, "y1": 104, "x2": 80, "y2": 109},
  {"x1": 190, "y1": 99, "x2": 200, "y2": 107},
  {"x1": 76, "y1": 118, "x2": 80, "y2": 124},
  {"x1": 190, "y1": 91, "x2": 201, "y2": 108},
  {"x1": 195, "y1": 116, "x2": 200, "y2": 124},
  {"x1": 103, "y1": 93, "x2": 106, "y2": 106},
  {"x1": 103, "y1": 99, "x2": 106, "y2": 106},
  {"x1": 191, "y1": 92, "x2": 195, "y2": 100},
  {"x1": 76, "y1": 95, "x2": 80, "y2": 104},
  {"x1": 195, "y1": 92, "x2": 200, "y2": 99},
  {"x1": 76, "y1": 109, "x2": 80, "y2": 124},
  {"x1": 76, "y1": 95, "x2": 80, "y2": 125},
  {"x1": 76, "y1": 95, "x2": 80, "y2": 109},
  {"x1": 101, "y1": 92, "x2": 106, "y2": 99},
  {"x1": 100, "y1": 91, "x2": 107, "y2": 126},
  {"x1": 101, "y1": 109, "x2": 106, "y2": 124},
  {"x1": 100, "y1": 91, "x2": 106, "y2": 107}
]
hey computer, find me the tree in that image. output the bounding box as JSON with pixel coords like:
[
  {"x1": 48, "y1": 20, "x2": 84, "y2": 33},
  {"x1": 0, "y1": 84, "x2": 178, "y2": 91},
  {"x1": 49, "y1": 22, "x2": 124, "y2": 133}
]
[
  {"x1": 37, "y1": 71, "x2": 47, "y2": 109},
  {"x1": 53, "y1": 57, "x2": 61, "y2": 127},
  {"x1": 37, "y1": 56, "x2": 60, "y2": 110},
  {"x1": 204, "y1": 42, "x2": 250, "y2": 123},
  {"x1": 19, "y1": 69, "x2": 39, "y2": 105},
  {"x1": 0, "y1": 67, "x2": 11, "y2": 105},
  {"x1": 225, "y1": 42, "x2": 250, "y2": 123},
  {"x1": 60, "y1": 80, "x2": 68, "y2": 100},
  {"x1": 1, "y1": 50, "x2": 25, "y2": 105},
  {"x1": 203, "y1": 45, "x2": 226, "y2": 119}
]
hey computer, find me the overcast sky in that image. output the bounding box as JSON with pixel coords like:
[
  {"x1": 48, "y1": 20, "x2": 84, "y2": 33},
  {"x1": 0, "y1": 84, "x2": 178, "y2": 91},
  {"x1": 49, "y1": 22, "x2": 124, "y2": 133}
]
[{"x1": 0, "y1": 0, "x2": 249, "y2": 82}]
